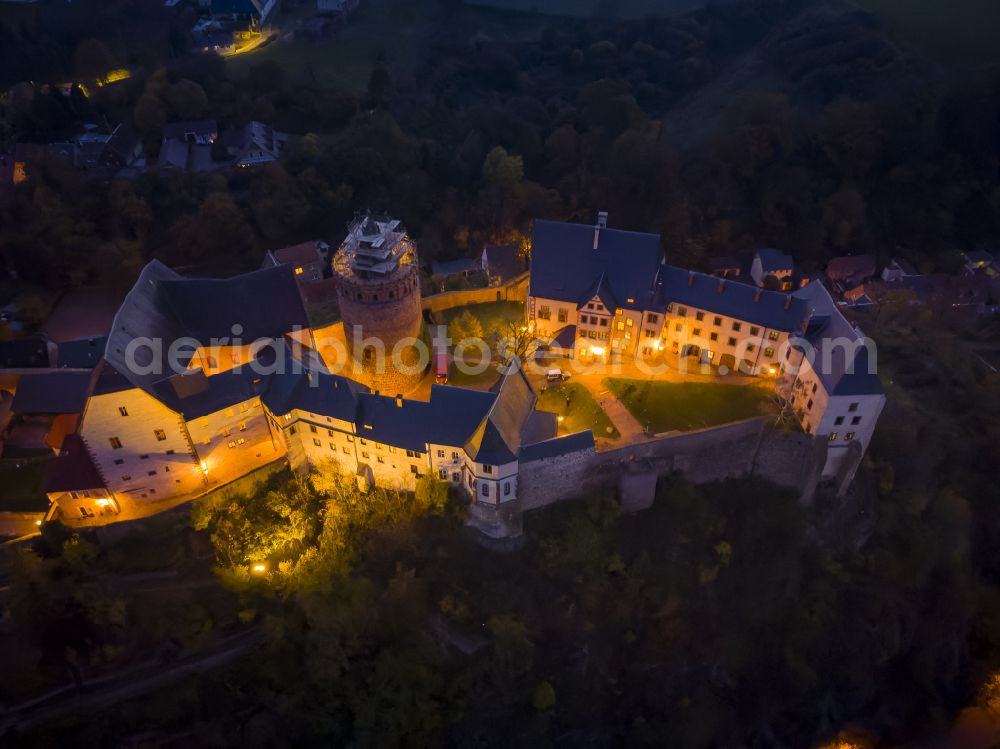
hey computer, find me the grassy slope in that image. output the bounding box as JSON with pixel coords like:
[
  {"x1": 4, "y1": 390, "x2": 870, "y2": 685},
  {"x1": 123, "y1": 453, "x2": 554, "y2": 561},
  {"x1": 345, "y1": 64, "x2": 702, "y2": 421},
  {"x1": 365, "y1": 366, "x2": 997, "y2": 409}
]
[{"x1": 605, "y1": 378, "x2": 770, "y2": 432}]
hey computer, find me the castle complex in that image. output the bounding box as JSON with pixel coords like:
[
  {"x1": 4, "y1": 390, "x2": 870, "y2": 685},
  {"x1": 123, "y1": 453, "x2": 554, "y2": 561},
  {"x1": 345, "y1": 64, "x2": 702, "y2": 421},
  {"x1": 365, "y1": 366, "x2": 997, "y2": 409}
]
[{"x1": 3, "y1": 212, "x2": 885, "y2": 535}]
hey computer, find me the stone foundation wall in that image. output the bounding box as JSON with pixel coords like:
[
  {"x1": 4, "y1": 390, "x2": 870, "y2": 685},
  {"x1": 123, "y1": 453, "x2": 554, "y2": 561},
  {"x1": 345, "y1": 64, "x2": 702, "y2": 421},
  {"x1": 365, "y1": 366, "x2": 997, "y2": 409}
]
[{"x1": 516, "y1": 420, "x2": 832, "y2": 522}]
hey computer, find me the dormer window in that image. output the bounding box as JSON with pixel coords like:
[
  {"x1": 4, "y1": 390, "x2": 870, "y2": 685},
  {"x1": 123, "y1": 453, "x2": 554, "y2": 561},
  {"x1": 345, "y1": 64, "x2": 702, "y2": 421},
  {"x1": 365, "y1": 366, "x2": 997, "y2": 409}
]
[{"x1": 482, "y1": 464, "x2": 493, "y2": 474}]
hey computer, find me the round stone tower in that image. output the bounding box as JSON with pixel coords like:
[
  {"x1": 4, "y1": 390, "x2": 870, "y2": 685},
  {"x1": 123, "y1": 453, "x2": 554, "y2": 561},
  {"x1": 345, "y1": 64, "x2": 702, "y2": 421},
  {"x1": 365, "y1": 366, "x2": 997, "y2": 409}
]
[{"x1": 333, "y1": 213, "x2": 425, "y2": 395}]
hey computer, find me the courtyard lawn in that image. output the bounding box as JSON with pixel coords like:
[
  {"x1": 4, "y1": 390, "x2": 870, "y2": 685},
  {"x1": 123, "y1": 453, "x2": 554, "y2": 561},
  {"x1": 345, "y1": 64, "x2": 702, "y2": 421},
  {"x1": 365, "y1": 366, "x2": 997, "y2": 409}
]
[
  {"x1": 538, "y1": 382, "x2": 619, "y2": 439},
  {"x1": 439, "y1": 301, "x2": 524, "y2": 336},
  {"x1": 604, "y1": 378, "x2": 772, "y2": 433},
  {"x1": 448, "y1": 361, "x2": 501, "y2": 390}
]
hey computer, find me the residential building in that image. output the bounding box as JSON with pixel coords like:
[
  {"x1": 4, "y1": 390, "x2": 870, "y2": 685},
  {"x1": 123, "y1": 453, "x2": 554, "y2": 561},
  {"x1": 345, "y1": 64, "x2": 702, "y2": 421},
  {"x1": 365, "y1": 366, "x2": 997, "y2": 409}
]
[
  {"x1": 263, "y1": 240, "x2": 329, "y2": 284},
  {"x1": 751, "y1": 248, "x2": 794, "y2": 290},
  {"x1": 224, "y1": 120, "x2": 287, "y2": 168},
  {"x1": 880, "y1": 257, "x2": 919, "y2": 283},
  {"x1": 528, "y1": 212, "x2": 664, "y2": 363},
  {"x1": 826, "y1": 254, "x2": 877, "y2": 289}
]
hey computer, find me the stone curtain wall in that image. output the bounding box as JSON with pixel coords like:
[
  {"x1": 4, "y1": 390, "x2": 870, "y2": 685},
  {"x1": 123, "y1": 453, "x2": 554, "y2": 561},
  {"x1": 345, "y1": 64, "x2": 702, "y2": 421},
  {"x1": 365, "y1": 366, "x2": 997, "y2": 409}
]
[
  {"x1": 518, "y1": 419, "x2": 831, "y2": 516},
  {"x1": 422, "y1": 272, "x2": 529, "y2": 314}
]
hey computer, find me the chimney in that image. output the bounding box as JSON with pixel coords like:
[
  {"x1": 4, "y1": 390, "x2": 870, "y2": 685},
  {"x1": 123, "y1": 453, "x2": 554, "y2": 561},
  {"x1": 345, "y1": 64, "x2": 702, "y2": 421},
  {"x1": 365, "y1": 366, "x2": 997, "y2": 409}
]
[
  {"x1": 717, "y1": 279, "x2": 725, "y2": 294},
  {"x1": 597, "y1": 211, "x2": 608, "y2": 229},
  {"x1": 783, "y1": 295, "x2": 791, "y2": 310},
  {"x1": 687, "y1": 271, "x2": 694, "y2": 287},
  {"x1": 754, "y1": 289, "x2": 762, "y2": 303},
  {"x1": 593, "y1": 225, "x2": 600, "y2": 251}
]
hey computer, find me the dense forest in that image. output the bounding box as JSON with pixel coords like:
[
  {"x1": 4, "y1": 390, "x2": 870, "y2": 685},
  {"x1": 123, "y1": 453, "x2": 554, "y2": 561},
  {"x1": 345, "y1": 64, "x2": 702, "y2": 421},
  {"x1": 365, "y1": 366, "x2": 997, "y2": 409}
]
[{"x1": 2, "y1": 0, "x2": 999, "y2": 305}]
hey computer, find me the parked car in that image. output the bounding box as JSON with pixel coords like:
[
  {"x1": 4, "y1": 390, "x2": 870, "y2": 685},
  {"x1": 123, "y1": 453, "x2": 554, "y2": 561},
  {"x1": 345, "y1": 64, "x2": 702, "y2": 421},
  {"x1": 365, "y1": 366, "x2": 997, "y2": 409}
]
[{"x1": 545, "y1": 369, "x2": 570, "y2": 382}]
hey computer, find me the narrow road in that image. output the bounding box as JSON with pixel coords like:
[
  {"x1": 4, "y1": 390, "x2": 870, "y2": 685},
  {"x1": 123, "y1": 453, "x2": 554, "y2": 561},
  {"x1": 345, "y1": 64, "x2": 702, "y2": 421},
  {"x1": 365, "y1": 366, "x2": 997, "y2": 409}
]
[{"x1": 1, "y1": 628, "x2": 263, "y2": 736}]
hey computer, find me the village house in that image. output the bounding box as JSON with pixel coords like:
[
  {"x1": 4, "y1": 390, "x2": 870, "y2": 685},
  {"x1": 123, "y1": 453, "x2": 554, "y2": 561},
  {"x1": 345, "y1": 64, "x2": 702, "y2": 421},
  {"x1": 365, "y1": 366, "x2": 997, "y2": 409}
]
[
  {"x1": 159, "y1": 120, "x2": 285, "y2": 172},
  {"x1": 262, "y1": 240, "x2": 329, "y2": 284}
]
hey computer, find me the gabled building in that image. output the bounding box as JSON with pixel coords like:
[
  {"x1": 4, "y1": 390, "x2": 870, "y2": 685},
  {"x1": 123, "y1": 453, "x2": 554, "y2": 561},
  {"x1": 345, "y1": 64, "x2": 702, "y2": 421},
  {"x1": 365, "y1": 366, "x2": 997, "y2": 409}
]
[
  {"x1": 751, "y1": 248, "x2": 794, "y2": 290},
  {"x1": 482, "y1": 243, "x2": 526, "y2": 286},
  {"x1": 224, "y1": 121, "x2": 287, "y2": 168},
  {"x1": 783, "y1": 282, "x2": 885, "y2": 484},
  {"x1": 528, "y1": 212, "x2": 665, "y2": 363},
  {"x1": 263, "y1": 240, "x2": 328, "y2": 284},
  {"x1": 826, "y1": 254, "x2": 877, "y2": 289}
]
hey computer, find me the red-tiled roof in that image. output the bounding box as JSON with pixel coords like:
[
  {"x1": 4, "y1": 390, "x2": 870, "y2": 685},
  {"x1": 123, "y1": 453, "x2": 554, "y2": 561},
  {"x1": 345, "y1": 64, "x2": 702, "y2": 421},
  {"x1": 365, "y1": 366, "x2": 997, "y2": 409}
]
[
  {"x1": 826, "y1": 255, "x2": 876, "y2": 283},
  {"x1": 271, "y1": 241, "x2": 322, "y2": 267}
]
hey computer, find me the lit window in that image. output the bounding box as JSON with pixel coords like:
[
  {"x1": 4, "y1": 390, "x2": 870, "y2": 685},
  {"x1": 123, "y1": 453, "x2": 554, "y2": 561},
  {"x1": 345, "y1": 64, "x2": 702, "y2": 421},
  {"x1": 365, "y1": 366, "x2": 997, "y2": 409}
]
[
  {"x1": 239, "y1": 422, "x2": 247, "y2": 431},
  {"x1": 828, "y1": 432, "x2": 838, "y2": 441},
  {"x1": 845, "y1": 432, "x2": 855, "y2": 441},
  {"x1": 769, "y1": 330, "x2": 780, "y2": 341},
  {"x1": 294, "y1": 267, "x2": 304, "y2": 275},
  {"x1": 764, "y1": 347, "x2": 775, "y2": 358}
]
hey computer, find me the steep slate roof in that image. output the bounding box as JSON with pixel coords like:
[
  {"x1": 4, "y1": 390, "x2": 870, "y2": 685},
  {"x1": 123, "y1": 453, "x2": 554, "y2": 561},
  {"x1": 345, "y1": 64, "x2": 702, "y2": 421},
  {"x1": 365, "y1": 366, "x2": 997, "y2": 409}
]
[
  {"x1": 46, "y1": 435, "x2": 105, "y2": 492},
  {"x1": 431, "y1": 257, "x2": 478, "y2": 276},
  {"x1": 756, "y1": 248, "x2": 794, "y2": 272},
  {"x1": 356, "y1": 394, "x2": 436, "y2": 452},
  {"x1": 792, "y1": 282, "x2": 883, "y2": 397},
  {"x1": 162, "y1": 120, "x2": 217, "y2": 140},
  {"x1": 463, "y1": 360, "x2": 537, "y2": 465},
  {"x1": 0, "y1": 335, "x2": 55, "y2": 369},
  {"x1": 576, "y1": 272, "x2": 618, "y2": 312},
  {"x1": 151, "y1": 367, "x2": 269, "y2": 421},
  {"x1": 520, "y1": 430, "x2": 595, "y2": 462},
  {"x1": 530, "y1": 219, "x2": 664, "y2": 313},
  {"x1": 11, "y1": 371, "x2": 93, "y2": 414},
  {"x1": 262, "y1": 367, "x2": 360, "y2": 422},
  {"x1": 57, "y1": 337, "x2": 106, "y2": 369},
  {"x1": 826, "y1": 254, "x2": 877, "y2": 284},
  {"x1": 105, "y1": 261, "x2": 309, "y2": 393},
  {"x1": 266, "y1": 241, "x2": 323, "y2": 268},
  {"x1": 658, "y1": 266, "x2": 809, "y2": 333},
  {"x1": 484, "y1": 243, "x2": 525, "y2": 281}
]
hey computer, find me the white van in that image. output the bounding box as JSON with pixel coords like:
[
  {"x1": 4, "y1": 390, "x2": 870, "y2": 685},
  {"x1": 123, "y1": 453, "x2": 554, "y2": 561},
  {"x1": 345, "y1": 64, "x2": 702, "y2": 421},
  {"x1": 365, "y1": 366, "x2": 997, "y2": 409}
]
[{"x1": 545, "y1": 369, "x2": 569, "y2": 382}]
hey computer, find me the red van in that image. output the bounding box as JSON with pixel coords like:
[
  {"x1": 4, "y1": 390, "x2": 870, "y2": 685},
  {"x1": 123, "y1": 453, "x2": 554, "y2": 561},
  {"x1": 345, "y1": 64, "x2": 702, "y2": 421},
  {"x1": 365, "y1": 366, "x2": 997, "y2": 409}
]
[{"x1": 435, "y1": 349, "x2": 450, "y2": 384}]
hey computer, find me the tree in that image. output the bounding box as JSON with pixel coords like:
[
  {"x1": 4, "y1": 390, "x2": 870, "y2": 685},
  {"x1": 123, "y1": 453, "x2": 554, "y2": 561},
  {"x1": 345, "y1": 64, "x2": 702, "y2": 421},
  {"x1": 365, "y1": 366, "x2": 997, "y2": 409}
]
[
  {"x1": 448, "y1": 310, "x2": 483, "y2": 344},
  {"x1": 492, "y1": 320, "x2": 537, "y2": 366},
  {"x1": 72, "y1": 39, "x2": 113, "y2": 81}
]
